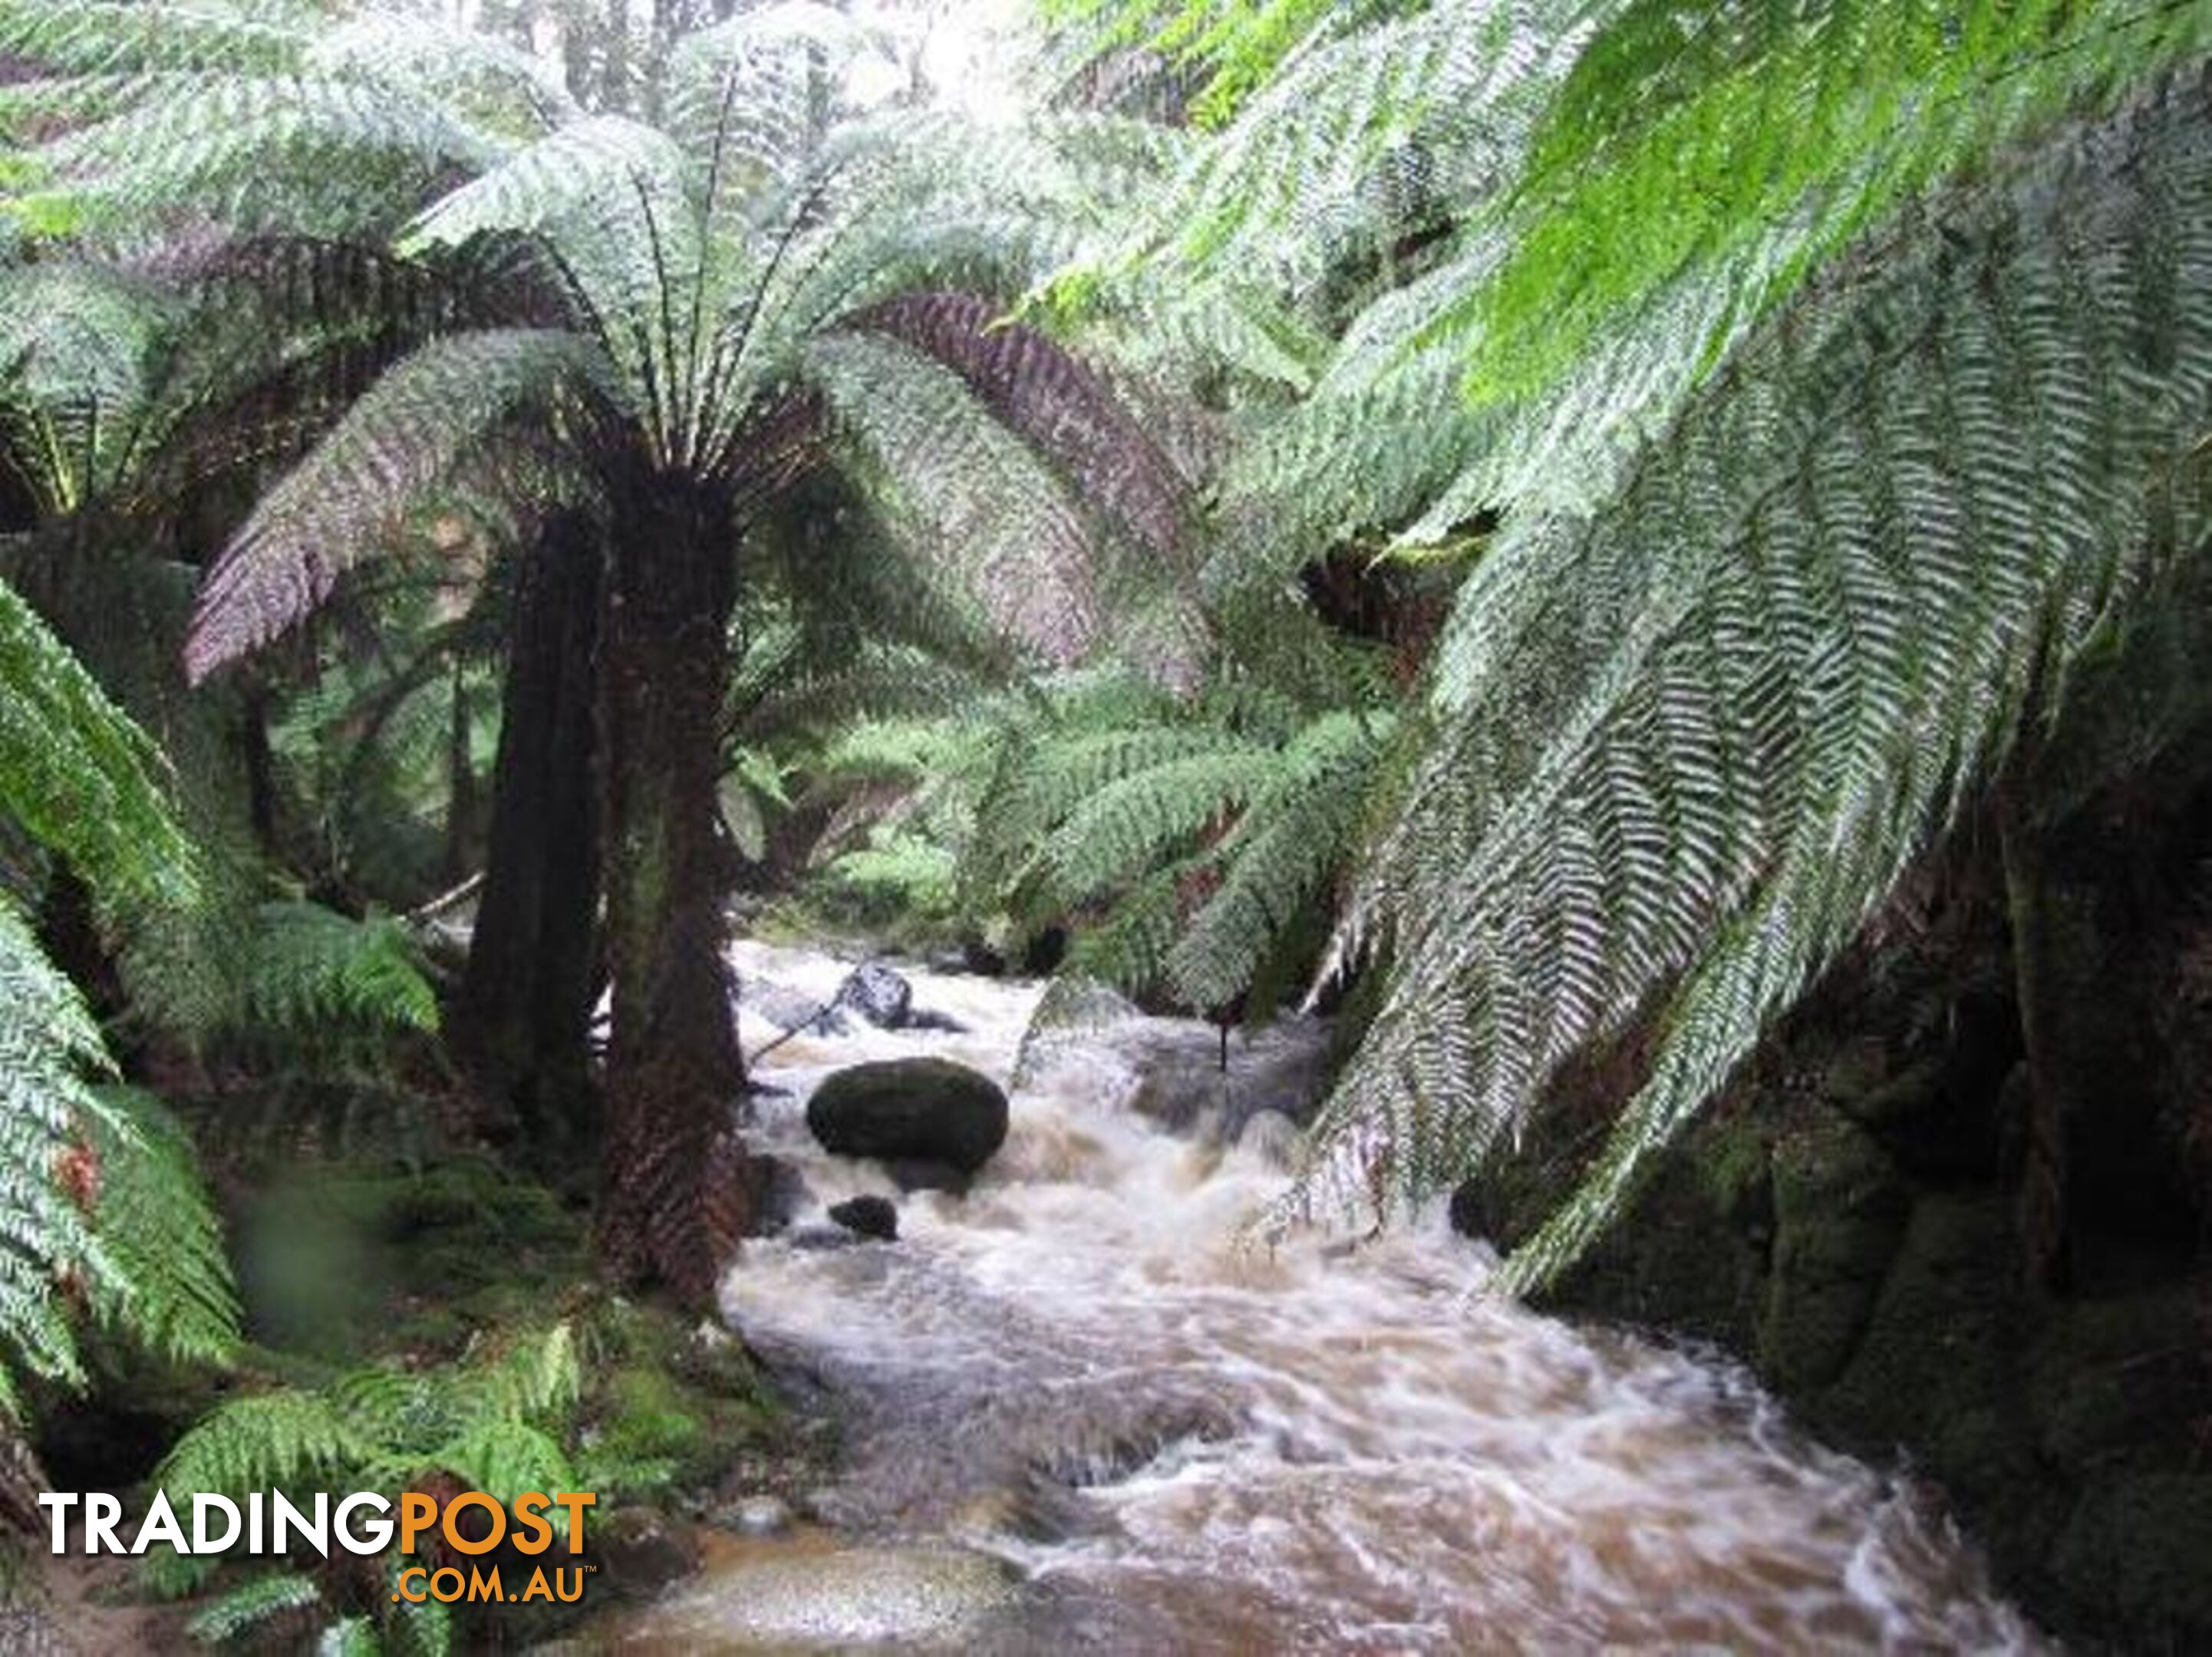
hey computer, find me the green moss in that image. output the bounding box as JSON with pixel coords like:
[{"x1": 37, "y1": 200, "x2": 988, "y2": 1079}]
[
  {"x1": 1756, "y1": 1112, "x2": 1907, "y2": 1389},
  {"x1": 2053, "y1": 1474, "x2": 2212, "y2": 1646}
]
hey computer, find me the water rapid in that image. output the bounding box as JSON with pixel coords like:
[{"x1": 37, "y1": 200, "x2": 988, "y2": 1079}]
[{"x1": 608, "y1": 942, "x2": 2039, "y2": 1654}]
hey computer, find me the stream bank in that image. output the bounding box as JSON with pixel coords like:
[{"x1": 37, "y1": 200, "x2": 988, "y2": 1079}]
[{"x1": 1468, "y1": 779, "x2": 2212, "y2": 1650}]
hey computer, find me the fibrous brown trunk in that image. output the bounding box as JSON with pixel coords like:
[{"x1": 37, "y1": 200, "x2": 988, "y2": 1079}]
[
  {"x1": 457, "y1": 509, "x2": 605, "y2": 1156},
  {"x1": 595, "y1": 473, "x2": 757, "y2": 1300}
]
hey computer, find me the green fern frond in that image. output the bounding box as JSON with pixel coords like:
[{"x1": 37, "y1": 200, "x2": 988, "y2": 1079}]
[
  {"x1": 1299, "y1": 70, "x2": 2212, "y2": 1289},
  {"x1": 427, "y1": 1418, "x2": 575, "y2": 1514},
  {"x1": 183, "y1": 328, "x2": 600, "y2": 682},
  {"x1": 1167, "y1": 710, "x2": 1393, "y2": 1010},
  {"x1": 83, "y1": 1086, "x2": 239, "y2": 1369},
  {"x1": 187, "y1": 1571, "x2": 323, "y2": 1646},
  {"x1": 237, "y1": 901, "x2": 440, "y2": 1039},
  {"x1": 157, "y1": 1391, "x2": 369, "y2": 1500},
  {"x1": 0, "y1": 898, "x2": 109, "y2": 1410},
  {"x1": 0, "y1": 577, "x2": 196, "y2": 906}
]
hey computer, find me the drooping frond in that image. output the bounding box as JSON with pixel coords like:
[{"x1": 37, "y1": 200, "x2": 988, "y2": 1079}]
[
  {"x1": 22, "y1": 68, "x2": 501, "y2": 240},
  {"x1": 83, "y1": 1086, "x2": 239, "y2": 1369},
  {"x1": 397, "y1": 117, "x2": 703, "y2": 460},
  {"x1": 0, "y1": 899, "x2": 110, "y2": 1415},
  {"x1": 238, "y1": 901, "x2": 440, "y2": 1041},
  {"x1": 0, "y1": 0, "x2": 299, "y2": 79},
  {"x1": 854, "y1": 290, "x2": 1189, "y2": 563},
  {"x1": 805, "y1": 328, "x2": 1109, "y2": 667},
  {"x1": 184, "y1": 328, "x2": 602, "y2": 682},
  {"x1": 0, "y1": 576, "x2": 195, "y2": 905},
  {"x1": 1297, "y1": 71, "x2": 2212, "y2": 1289},
  {"x1": 1166, "y1": 708, "x2": 1394, "y2": 1010}
]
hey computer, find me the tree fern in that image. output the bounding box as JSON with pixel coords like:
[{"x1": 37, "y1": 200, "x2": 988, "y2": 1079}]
[
  {"x1": 83, "y1": 1086, "x2": 238, "y2": 1369},
  {"x1": 1295, "y1": 70, "x2": 2212, "y2": 1289}
]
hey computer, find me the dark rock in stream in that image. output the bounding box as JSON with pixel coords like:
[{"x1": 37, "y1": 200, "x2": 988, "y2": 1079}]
[
  {"x1": 829, "y1": 1194, "x2": 899, "y2": 1241},
  {"x1": 836, "y1": 960, "x2": 914, "y2": 1028},
  {"x1": 742, "y1": 978, "x2": 849, "y2": 1036},
  {"x1": 1121, "y1": 1015, "x2": 1332, "y2": 1141},
  {"x1": 808, "y1": 1058, "x2": 1009, "y2": 1172}
]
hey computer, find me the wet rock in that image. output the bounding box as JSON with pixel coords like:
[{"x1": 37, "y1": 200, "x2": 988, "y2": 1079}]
[
  {"x1": 1448, "y1": 1178, "x2": 1501, "y2": 1243},
  {"x1": 1757, "y1": 1113, "x2": 1910, "y2": 1391},
  {"x1": 742, "y1": 978, "x2": 847, "y2": 1036},
  {"x1": 622, "y1": 1543, "x2": 1016, "y2": 1649},
  {"x1": 1120, "y1": 1016, "x2": 1332, "y2": 1139},
  {"x1": 757, "y1": 1155, "x2": 814, "y2": 1233},
  {"x1": 724, "y1": 1494, "x2": 793, "y2": 1537},
  {"x1": 808, "y1": 1057, "x2": 1009, "y2": 1173},
  {"x1": 2052, "y1": 1473, "x2": 2212, "y2": 1639},
  {"x1": 836, "y1": 960, "x2": 913, "y2": 1028},
  {"x1": 828, "y1": 1194, "x2": 898, "y2": 1241},
  {"x1": 598, "y1": 1506, "x2": 701, "y2": 1594},
  {"x1": 1234, "y1": 1109, "x2": 1302, "y2": 1169},
  {"x1": 905, "y1": 1006, "x2": 970, "y2": 1033}
]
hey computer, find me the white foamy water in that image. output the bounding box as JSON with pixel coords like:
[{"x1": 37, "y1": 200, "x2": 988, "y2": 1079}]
[{"x1": 625, "y1": 941, "x2": 2040, "y2": 1653}]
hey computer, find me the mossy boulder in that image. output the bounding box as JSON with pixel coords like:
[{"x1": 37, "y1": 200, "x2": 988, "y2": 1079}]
[
  {"x1": 2052, "y1": 1474, "x2": 2212, "y2": 1646},
  {"x1": 1757, "y1": 1113, "x2": 1909, "y2": 1389},
  {"x1": 807, "y1": 1058, "x2": 1008, "y2": 1172}
]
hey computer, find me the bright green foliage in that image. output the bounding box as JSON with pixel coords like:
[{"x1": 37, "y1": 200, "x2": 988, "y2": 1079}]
[
  {"x1": 186, "y1": 1570, "x2": 323, "y2": 1646},
  {"x1": 0, "y1": 897, "x2": 117, "y2": 1417},
  {"x1": 1297, "y1": 74, "x2": 2212, "y2": 1284},
  {"x1": 152, "y1": 1323, "x2": 582, "y2": 1530},
  {"x1": 0, "y1": 577, "x2": 196, "y2": 908},
  {"x1": 239, "y1": 901, "x2": 441, "y2": 1040},
  {"x1": 84, "y1": 1087, "x2": 239, "y2": 1369},
  {"x1": 0, "y1": 579, "x2": 229, "y2": 1417},
  {"x1": 1040, "y1": 0, "x2": 1418, "y2": 127}
]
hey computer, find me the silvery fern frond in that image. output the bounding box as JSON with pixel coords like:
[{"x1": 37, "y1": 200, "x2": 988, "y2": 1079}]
[
  {"x1": 184, "y1": 328, "x2": 607, "y2": 682},
  {"x1": 1297, "y1": 71, "x2": 2212, "y2": 1288}
]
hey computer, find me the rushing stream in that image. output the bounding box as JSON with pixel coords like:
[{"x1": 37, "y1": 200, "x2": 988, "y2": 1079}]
[{"x1": 605, "y1": 941, "x2": 2040, "y2": 1653}]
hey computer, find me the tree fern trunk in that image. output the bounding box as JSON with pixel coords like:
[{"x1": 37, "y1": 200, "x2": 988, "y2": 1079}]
[
  {"x1": 596, "y1": 473, "x2": 757, "y2": 1300},
  {"x1": 457, "y1": 509, "x2": 605, "y2": 1157},
  {"x1": 1999, "y1": 791, "x2": 2072, "y2": 1294}
]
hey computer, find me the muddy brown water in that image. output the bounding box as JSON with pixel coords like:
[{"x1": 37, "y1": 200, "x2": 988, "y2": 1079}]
[{"x1": 593, "y1": 942, "x2": 2039, "y2": 1654}]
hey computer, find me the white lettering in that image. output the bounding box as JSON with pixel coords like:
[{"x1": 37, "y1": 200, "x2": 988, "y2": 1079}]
[
  {"x1": 84, "y1": 1493, "x2": 124, "y2": 1554},
  {"x1": 193, "y1": 1494, "x2": 241, "y2": 1553},
  {"x1": 334, "y1": 1492, "x2": 391, "y2": 1555},
  {"x1": 130, "y1": 1491, "x2": 186, "y2": 1553},
  {"x1": 271, "y1": 1491, "x2": 328, "y2": 1557},
  {"x1": 38, "y1": 1493, "x2": 76, "y2": 1554}
]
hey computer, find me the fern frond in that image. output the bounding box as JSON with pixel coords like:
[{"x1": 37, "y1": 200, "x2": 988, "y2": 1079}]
[
  {"x1": 83, "y1": 1086, "x2": 239, "y2": 1369},
  {"x1": 0, "y1": 898, "x2": 110, "y2": 1410},
  {"x1": 239, "y1": 901, "x2": 440, "y2": 1039},
  {"x1": 157, "y1": 1391, "x2": 369, "y2": 1499},
  {"x1": 1167, "y1": 710, "x2": 1393, "y2": 1009},
  {"x1": 184, "y1": 328, "x2": 601, "y2": 681},
  {"x1": 0, "y1": 576, "x2": 196, "y2": 904},
  {"x1": 186, "y1": 1571, "x2": 322, "y2": 1646},
  {"x1": 1299, "y1": 71, "x2": 2212, "y2": 1289}
]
